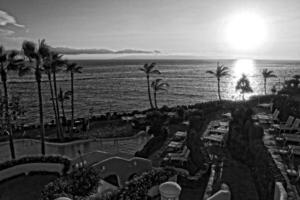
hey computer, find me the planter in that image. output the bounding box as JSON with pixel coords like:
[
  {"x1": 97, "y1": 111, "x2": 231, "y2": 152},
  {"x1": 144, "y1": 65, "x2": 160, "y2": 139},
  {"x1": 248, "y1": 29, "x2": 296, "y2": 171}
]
[{"x1": 0, "y1": 163, "x2": 64, "y2": 182}]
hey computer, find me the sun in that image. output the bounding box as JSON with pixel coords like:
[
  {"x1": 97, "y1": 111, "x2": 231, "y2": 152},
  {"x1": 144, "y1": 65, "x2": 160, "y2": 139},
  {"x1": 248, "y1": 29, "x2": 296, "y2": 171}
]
[{"x1": 225, "y1": 12, "x2": 267, "y2": 51}]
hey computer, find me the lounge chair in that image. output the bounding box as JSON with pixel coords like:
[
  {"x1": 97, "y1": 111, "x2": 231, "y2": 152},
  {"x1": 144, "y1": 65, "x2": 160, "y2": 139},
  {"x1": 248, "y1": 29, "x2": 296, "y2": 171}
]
[
  {"x1": 279, "y1": 118, "x2": 300, "y2": 134},
  {"x1": 259, "y1": 110, "x2": 280, "y2": 124},
  {"x1": 257, "y1": 102, "x2": 273, "y2": 111},
  {"x1": 169, "y1": 149, "x2": 190, "y2": 161},
  {"x1": 272, "y1": 116, "x2": 295, "y2": 133},
  {"x1": 167, "y1": 146, "x2": 188, "y2": 157}
]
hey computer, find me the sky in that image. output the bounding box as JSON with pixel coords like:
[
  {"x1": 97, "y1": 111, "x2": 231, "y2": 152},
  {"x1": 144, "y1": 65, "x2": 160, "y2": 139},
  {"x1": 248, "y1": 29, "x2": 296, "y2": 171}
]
[{"x1": 1, "y1": 0, "x2": 300, "y2": 59}]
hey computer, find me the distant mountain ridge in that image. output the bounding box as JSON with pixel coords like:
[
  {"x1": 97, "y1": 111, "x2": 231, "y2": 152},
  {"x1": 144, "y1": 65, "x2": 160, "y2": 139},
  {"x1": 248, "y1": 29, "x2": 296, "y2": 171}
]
[{"x1": 50, "y1": 47, "x2": 160, "y2": 55}]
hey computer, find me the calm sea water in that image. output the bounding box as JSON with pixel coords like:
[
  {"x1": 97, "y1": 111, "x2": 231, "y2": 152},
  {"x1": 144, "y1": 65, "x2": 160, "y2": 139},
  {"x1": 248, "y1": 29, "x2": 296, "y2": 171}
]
[{"x1": 4, "y1": 59, "x2": 300, "y2": 124}]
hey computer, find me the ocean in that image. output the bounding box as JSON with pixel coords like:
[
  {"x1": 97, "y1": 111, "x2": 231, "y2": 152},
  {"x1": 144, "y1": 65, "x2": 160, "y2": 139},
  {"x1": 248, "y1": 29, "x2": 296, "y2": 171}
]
[{"x1": 4, "y1": 59, "x2": 300, "y2": 124}]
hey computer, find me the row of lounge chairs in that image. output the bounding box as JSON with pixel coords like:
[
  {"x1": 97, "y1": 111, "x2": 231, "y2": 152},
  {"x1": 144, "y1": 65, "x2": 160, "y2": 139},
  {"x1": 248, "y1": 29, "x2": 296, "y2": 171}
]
[{"x1": 162, "y1": 131, "x2": 189, "y2": 168}]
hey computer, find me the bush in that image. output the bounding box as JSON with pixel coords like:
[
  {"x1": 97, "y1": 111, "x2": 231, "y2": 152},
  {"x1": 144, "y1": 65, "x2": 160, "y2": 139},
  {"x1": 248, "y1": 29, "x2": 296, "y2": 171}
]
[
  {"x1": 0, "y1": 155, "x2": 71, "y2": 174},
  {"x1": 41, "y1": 167, "x2": 100, "y2": 200},
  {"x1": 95, "y1": 168, "x2": 176, "y2": 200}
]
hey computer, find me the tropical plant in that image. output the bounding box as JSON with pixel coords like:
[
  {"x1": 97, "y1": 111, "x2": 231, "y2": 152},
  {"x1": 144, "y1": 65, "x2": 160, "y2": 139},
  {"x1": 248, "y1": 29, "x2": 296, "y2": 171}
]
[
  {"x1": 21, "y1": 39, "x2": 51, "y2": 155},
  {"x1": 50, "y1": 53, "x2": 66, "y2": 139},
  {"x1": 65, "y1": 62, "x2": 82, "y2": 137},
  {"x1": 57, "y1": 88, "x2": 71, "y2": 120},
  {"x1": 236, "y1": 74, "x2": 253, "y2": 101},
  {"x1": 0, "y1": 46, "x2": 23, "y2": 159},
  {"x1": 140, "y1": 63, "x2": 160, "y2": 109},
  {"x1": 43, "y1": 52, "x2": 64, "y2": 139},
  {"x1": 151, "y1": 78, "x2": 169, "y2": 109},
  {"x1": 206, "y1": 62, "x2": 230, "y2": 101},
  {"x1": 41, "y1": 166, "x2": 100, "y2": 200},
  {"x1": 262, "y1": 69, "x2": 277, "y2": 95}
]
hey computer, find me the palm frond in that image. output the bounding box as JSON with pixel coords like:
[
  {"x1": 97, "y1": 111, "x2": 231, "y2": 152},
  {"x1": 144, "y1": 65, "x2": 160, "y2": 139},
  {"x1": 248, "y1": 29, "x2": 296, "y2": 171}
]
[
  {"x1": 151, "y1": 69, "x2": 161, "y2": 74},
  {"x1": 206, "y1": 70, "x2": 215, "y2": 75},
  {"x1": 22, "y1": 41, "x2": 36, "y2": 59},
  {"x1": 18, "y1": 65, "x2": 32, "y2": 77},
  {"x1": 74, "y1": 66, "x2": 83, "y2": 73}
]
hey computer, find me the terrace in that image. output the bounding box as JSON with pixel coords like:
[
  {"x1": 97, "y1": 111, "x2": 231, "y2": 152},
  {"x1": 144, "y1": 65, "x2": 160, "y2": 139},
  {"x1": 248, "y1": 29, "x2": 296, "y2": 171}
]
[{"x1": 0, "y1": 96, "x2": 297, "y2": 200}]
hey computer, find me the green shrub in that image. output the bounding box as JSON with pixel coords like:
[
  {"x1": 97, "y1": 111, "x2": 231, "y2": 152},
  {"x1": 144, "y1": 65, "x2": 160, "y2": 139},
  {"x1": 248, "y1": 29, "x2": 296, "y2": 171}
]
[{"x1": 41, "y1": 167, "x2": 100, "y2": 200}]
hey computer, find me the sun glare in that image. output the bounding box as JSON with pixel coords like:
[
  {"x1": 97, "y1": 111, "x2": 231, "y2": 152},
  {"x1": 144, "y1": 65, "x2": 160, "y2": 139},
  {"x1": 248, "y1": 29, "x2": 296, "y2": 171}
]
[
  {"x1": 225, "y1": 12, "x2": 267, "y2": 51},
  {"x1": 233, "y1": 59, "x2": 255, "y2": 77}
]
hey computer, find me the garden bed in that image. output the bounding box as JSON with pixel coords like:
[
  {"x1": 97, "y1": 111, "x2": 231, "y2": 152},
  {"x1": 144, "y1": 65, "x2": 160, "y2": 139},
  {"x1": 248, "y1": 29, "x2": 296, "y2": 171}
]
[{"x1": 0, "y1": 172, "x2": 58, "y2": 200}]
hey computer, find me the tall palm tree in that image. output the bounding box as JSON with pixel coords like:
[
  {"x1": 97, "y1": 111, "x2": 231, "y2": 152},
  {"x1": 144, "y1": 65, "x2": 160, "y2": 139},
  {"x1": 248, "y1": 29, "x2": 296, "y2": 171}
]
[
  {"x1": 151, "y1": 79, "x2": 169, "y2": 109},
  {"x1": 140, "y1": 63, "x2": 160, "y2": 109},
  {"x1": 206, "y1": 62, "x2": 230, "y2": 101},
  {"x1": 0, "y1": 47, "x2": 23, "y2": 159},
  {"x1": 236, "y1": 74, "x2": 253, "y2": 101},
  {"x1": 262, "y1": 69, "x2": 277, "y2": 95},
  {"x1": 50, "y1": 53, "x2": 65, "y2": 139},
  {"x1": 43, "y1": 53, "x2": 62, "y2": 139},
  {"x1": 21, "y1": 39, "x2": 50, "y2": 155},
  {"x1": 65, "y1": 62, "x2": 82, "y2": 137}
]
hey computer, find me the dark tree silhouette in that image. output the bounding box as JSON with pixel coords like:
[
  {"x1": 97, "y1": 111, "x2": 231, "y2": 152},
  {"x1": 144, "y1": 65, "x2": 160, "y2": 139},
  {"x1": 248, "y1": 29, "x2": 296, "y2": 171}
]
[
  {"x1": 262, "y1": 69, "x2": 277, "y2": 95},
  {"x1": 21, "y1": 39, "x2": 50, "y2": 155},
  {"x1": 140, "y1": 63, "x2": 160, "y2": 109},
  {"x1": 151, "y1": 78, "x2": 169, "y2": 109},
  {"x1": 236, "y1": 74, "x2": 253, "y2": 101},
  {"x1": 206, "y1": 62, "x2": 230, "y2": 101},
  {"x1": 66, "y1": 62, "x2": 82, "y2": 137},
  {"x1": 0, "y1": 47, "x2": 23, "y2": 159}
]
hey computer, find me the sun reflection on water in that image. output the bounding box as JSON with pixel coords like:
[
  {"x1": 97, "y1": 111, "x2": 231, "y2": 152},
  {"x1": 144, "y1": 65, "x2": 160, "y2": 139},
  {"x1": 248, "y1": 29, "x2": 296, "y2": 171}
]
[{"x1": 229, "y1": 59, "x2": 258, "y2": 100}]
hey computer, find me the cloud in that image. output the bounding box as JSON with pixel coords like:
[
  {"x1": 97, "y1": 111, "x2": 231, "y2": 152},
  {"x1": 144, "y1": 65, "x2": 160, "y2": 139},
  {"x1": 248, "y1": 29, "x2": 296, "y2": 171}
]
[
  {"x1": 0, "y1": 10, "x2": 24, "y2": 28},
  {"x1": 0, "y1": 28, "x2": 14, "y2": 36}
]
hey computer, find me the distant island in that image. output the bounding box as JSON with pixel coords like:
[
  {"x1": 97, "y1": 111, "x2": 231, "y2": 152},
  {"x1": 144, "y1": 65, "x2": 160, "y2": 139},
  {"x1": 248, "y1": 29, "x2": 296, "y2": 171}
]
[{"x1": 50, "y1": 47, "x2": 161, "y2": 55}]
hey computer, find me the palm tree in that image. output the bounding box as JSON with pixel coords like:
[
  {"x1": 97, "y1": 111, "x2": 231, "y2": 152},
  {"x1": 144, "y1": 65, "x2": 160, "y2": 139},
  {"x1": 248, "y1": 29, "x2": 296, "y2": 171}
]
[
  {"x1": 262, "y1": 69, "x2": 277, "y2": 95},
  {"x1": 206, "y1": 62, "x2": 230, "y2": 101},
  {"x1": 43, "y1": 53, "x2": 62, "y2": 139},
  {"x1": 236, "y1": 74, "x2": 253, "y2": 101},
  {"x1": 140, "y1": 63, "x2": 161, "y2": 109},
  {"x1": 0, "y1": 47, "x2": 23, "y2": 159},
  {"x1": 50, "y1": 52, "x2": 65, "y2": 139},
  {"x1": 65, "y1": 62, "x2": 82, "y2": 137},
  {"x1": 58, "y1": 88, "x2": 71, "y2": 120},
  {"x1": 22, "y1": 39, "x2": 50, "y2": 155},
  {"x1": 151, "y1": 79, "x2": 169, "y2": 109}
]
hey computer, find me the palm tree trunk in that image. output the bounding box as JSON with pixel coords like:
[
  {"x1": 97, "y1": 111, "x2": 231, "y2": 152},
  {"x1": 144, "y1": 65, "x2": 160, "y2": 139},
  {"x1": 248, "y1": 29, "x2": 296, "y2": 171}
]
[
  {"x1": 217, "y1": 78, "x2": 221, "y2": 101},
  {"x1": 0, "y1": 90, "x2": 4, "y2": 143},
  {"x1": 61, "y1": 100, "x2": 65, "y2": 119},
  {"x1": 264, "y1": 78, "x2": 267, "y2": 95},
  {"x1": 35, "y1": 67, "x2": 45, "y2": 155},
  {"x1": 47, "y1": 73, "x2": 60, "y2": 139},
  {"x1": 1, "y1": 69, "x2": 15, "y2": 159},
  {"x1": 70, "y1": 72, "x2": 74, "y2": 138},
  {"x1": 146, "y1": 75, "x2": 153, "y2": 109},
  {"x1": 53, "y1": 72, "x2": 63, "y2": 140},
  {"x1": 154, "y1": 90, "x2": 158, "y2": 109}
]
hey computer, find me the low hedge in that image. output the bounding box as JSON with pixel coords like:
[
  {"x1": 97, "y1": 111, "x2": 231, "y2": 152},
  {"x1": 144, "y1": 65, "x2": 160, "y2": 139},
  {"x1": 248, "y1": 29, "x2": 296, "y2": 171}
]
[
  {"x1": 41, "y1": 167, "x2": 100, "y2": 200},
  {"x1": 92, "y1": 167, "x2": 177, "y2": 200},
  {"x1": 0, "y1": 156, "x2": 71, "y2": 174},
  {"x1": 42, "y1": 167, "x2": 176, "y2": 200}
]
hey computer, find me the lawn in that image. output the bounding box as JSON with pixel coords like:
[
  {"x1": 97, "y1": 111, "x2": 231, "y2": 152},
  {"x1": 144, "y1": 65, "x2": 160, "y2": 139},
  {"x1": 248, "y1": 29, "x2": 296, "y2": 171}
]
[{"x1": 0, "y1": 173, "x2": 58, "y2": 200}]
